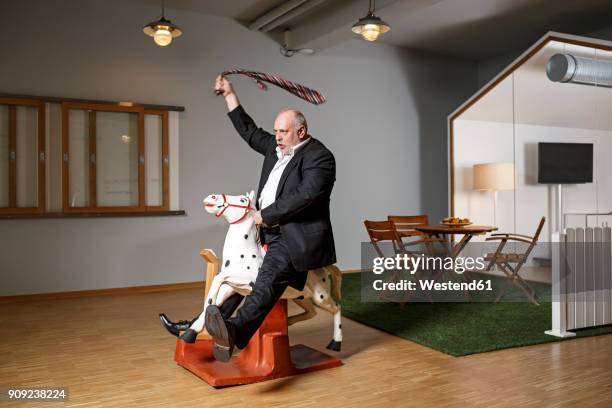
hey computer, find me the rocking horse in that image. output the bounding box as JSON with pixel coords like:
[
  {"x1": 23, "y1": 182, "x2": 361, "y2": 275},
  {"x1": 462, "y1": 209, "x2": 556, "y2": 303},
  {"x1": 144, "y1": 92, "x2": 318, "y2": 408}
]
[{"x1": 172, "y1": 191, "x2": 343, "y2": 386}]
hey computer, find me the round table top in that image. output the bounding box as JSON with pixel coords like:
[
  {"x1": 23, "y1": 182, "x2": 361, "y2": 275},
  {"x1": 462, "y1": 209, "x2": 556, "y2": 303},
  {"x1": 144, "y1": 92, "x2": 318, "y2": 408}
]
[{"x1": 415, "y1": 225, "x2": 498, "y2": 235}]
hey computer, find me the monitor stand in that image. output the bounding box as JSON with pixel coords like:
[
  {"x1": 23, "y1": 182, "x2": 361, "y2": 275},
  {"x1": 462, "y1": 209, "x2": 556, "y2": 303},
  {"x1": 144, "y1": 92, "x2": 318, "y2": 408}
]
[{"x1": 557, "y1": 184, "x2": 563, "y2": 233}]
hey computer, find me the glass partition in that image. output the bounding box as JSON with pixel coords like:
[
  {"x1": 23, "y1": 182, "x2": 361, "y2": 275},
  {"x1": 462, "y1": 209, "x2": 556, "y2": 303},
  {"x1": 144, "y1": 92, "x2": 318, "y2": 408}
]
[
  {"x1": 452, "y1": 72, "x2": 515, "y2": 239},
  {"x1": 451, "y1": 36, "x2": 612, "y2": 274},
  {"x1": 512, "y1": 41, "x2": 612, "y2": 234}
]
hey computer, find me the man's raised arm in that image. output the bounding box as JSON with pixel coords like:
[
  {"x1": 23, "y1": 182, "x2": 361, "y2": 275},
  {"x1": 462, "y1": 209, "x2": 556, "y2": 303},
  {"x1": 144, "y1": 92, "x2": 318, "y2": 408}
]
[
  {"x1": 215, "y1": 74, "x2": 240, "y2": 112},
  {"x1": 214, "y1": 75, "x2": 275, "y2": 156}
]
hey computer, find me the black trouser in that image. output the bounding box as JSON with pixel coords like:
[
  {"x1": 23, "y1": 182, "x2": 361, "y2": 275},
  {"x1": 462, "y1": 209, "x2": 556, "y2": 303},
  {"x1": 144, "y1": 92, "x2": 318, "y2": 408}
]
[{"x1": 219, "y1": 229, "x2": 305, "y2": 349}]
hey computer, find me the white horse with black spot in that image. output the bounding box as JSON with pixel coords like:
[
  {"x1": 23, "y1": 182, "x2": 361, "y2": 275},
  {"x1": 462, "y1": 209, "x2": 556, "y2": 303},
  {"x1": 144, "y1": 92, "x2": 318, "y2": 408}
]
[{"x1": 182, "y1": 191, "x2": 343, "y2": 351}]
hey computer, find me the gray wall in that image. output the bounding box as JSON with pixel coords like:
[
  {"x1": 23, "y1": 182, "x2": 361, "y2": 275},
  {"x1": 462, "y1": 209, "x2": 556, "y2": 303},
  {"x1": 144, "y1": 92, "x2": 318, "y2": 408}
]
[
  {"x1": 477, "y1": 51, "x2": 522, "y2": 88},
  {"x1": 0, "y1": 0, "x2": 476, "y2": 296}
]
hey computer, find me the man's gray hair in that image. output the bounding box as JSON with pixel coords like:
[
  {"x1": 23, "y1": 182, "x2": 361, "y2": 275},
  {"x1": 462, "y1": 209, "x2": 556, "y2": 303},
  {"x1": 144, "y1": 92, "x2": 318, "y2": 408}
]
[{"x1": 280, "y1": 108, "x2": 308, "y2": 133}]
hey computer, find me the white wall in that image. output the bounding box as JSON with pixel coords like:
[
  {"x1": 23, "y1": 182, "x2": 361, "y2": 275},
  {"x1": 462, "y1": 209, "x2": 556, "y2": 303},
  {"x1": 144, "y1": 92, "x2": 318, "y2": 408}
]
[
  {"x1": 0, "y1": 0, "x2": 476, "y2": 296},
  {"x1": 454, "y1": 120, "x2": 612, "y2": 248}
]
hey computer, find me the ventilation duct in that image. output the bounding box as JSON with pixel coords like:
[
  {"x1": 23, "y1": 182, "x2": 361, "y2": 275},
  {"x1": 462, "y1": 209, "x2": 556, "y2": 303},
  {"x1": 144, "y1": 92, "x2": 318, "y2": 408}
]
[
  {"x1": 260, "y1": 0, "x2": 328, "y2": 32},
  {"x1": 249, "y1": 0, "x2": 309, "y2": 31},
  {"x1": 546, "y1": 53, "x2": 612, "y2": 88}
]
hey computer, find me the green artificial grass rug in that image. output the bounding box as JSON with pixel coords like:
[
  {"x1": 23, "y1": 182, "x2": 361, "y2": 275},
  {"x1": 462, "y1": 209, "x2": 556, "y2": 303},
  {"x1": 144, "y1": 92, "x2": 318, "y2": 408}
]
[{"x1": 338, "y1": 272, "x2": 612, "y2": 356}]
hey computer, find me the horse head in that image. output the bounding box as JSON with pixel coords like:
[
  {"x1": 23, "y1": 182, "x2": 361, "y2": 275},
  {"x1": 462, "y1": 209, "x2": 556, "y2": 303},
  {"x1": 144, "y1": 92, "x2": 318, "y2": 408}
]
[{"x1": 203, "y1": 191, "x2": 255, "y2": 225}]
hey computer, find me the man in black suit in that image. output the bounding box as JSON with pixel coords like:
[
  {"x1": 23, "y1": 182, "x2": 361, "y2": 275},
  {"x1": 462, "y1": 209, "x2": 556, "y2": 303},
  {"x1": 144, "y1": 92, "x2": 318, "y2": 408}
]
[{"x1": 161, "y1": 75, "x2": 337, "y2": 361}]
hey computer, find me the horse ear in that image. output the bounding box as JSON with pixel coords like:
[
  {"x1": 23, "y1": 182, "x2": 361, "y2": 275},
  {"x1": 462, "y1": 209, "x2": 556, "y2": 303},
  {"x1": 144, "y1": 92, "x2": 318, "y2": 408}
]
[{"x1": 248, "y1": 190, "x2": 255, "y2": 201}]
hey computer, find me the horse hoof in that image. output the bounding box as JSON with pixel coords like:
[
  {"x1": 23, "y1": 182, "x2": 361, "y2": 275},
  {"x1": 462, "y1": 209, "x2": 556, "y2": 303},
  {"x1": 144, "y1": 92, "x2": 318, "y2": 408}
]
[
  {"x1": 326, "y1": 339, "x2": 341, "y2": 352},
  {"x1": 179, "y1": 329, "x2": 198, "y2": 344}
]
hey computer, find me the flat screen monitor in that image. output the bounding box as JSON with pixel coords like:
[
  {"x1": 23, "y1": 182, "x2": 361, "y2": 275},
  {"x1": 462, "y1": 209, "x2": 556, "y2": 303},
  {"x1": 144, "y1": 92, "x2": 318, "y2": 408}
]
[{"x1": 538, "y1": 142, "x2": 593, "y2": 184}]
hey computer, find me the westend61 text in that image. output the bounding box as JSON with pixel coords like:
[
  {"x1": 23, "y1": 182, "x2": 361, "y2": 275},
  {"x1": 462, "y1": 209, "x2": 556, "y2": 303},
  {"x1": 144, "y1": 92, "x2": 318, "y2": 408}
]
[
  {"x1": 372, "y1": 254, "x2": 486, "y2": 275},
  {"x1": 373, "y1": 279, "x2": 493, "y2": 292}
]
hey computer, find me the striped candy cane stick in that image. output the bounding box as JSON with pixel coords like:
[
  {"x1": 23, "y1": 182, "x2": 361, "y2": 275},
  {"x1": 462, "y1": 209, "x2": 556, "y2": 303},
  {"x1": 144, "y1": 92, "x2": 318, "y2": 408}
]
[{"x1": 216, "y1": 69, "x2": 326, "y2": 105}]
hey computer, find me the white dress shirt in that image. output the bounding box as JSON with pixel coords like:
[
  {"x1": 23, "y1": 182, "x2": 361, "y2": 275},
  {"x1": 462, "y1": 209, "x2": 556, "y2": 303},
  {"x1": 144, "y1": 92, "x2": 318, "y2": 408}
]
[{"x1": 259, "y1": 137, "x2": 311, "y2": 210}]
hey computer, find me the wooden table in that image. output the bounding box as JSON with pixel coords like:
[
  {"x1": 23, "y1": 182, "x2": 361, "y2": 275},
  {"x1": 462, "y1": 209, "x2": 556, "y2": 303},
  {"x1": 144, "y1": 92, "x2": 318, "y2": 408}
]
[
  {"x1": 414, "y1": 225, "x2": 498, "y2": 297},
  {"x1": 415, "y1": 225, "x2": 498, "y2": 258}
]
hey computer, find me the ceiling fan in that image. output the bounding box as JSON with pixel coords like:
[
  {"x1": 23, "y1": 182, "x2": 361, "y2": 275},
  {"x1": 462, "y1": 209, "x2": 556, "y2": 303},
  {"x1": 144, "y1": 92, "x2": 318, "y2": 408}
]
[{"x1": 280, "y1": 29, "x2": 314, "y2": 57}]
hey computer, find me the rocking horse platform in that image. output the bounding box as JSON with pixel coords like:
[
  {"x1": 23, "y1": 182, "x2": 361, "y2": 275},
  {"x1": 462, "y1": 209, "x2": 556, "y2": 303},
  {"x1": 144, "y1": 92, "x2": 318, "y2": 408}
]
[{"x1": 174, "y1": 299, "x2": 342, "y2": 387}]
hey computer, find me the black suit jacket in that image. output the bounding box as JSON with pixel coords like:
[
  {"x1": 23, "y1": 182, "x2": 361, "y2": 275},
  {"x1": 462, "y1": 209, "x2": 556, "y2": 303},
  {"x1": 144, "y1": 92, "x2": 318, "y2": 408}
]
[{"x1": 228, "y1": 105, "x2": 337, "y2": 273}]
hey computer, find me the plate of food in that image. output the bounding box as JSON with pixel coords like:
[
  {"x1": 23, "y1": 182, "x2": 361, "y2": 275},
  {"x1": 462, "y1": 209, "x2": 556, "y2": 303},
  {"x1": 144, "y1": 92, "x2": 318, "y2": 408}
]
[{"x1": 441, "y1": 217, "x2": 472, "y2": 226}]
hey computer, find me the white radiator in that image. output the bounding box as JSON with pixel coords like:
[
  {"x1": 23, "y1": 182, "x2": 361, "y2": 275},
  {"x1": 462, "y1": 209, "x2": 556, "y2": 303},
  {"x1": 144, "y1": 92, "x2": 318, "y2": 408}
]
[{"x1": 547, "y1": 227, "x2": 612, "y2": 337}]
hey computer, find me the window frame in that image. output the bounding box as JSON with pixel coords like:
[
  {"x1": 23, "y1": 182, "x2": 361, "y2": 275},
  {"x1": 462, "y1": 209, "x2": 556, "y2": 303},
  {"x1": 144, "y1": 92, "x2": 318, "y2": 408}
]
[
  {"x1": 0, "y1": 94, "x2": 178, "y2": 218},
  {"x1": 0, "y1": 97, "x2": 46, "y2": 214},
  {"x1": 62, "y1": 102, "x2": 169, "y2": 213},
  {"x1": 143, "y1": 109, "x2": 170, "y2": 212}
]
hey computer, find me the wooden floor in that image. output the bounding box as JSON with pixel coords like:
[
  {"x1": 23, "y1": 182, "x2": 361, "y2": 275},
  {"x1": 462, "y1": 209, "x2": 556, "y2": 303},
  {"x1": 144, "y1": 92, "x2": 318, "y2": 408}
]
[{"x1": 1, "y1": 288, "x2": 612, "y2": 407}]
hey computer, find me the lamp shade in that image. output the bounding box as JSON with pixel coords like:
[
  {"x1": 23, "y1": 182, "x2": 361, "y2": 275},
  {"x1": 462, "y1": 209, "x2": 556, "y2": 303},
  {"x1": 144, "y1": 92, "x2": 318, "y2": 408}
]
[
  {"x1": 473, "y1": 163, "x2": 514, "y2": 191},
  {"x1": 143, "y1": 16, "x2": 182, "y2": 46},
  {"x1": 351, "y1": 11, "x2": 390, "y2": 42}
]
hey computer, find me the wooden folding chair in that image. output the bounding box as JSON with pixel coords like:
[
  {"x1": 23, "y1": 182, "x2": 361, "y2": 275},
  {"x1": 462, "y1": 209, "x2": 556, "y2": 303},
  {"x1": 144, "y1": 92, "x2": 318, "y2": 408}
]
[
  {"x1": 485, "y1": 216, "x2": 546, "y2": 305},
  {"x1": 388, "y1": 215, "x2": 443, "y2": 256},
  {"x1": 387, "y1": 216, "x2": 438, "y2": 303},
  {"x1": 364, "y1": 220, "x2": 404, "y2": 257},
  {"x1": 364, "y1": 220, "x2": 406, "y2": 302}
]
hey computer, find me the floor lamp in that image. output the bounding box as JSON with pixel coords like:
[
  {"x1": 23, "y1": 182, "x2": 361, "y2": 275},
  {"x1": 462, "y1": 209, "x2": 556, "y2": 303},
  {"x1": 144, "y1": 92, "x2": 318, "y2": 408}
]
[{"x1": 473, "y1": 163, "x2": 515, "y2": 226}]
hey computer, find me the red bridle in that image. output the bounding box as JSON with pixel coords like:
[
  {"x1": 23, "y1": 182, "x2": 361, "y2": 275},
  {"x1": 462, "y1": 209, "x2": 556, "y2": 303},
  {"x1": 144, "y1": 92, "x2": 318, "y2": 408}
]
[{"x1": 206, "y1": 194, "x2": 253, "y2": 225}]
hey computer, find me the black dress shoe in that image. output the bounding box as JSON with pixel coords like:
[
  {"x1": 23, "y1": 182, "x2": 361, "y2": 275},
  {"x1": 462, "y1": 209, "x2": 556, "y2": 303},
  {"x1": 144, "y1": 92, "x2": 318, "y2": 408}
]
[
  {"x1": 179, "y1": 328, "x2": 198, "y2": 343},
  {"x1": 204, "y1": 305, "x2": 235, "y2": 362},
  {"x1": 159, "y1": 313, "x2": 196, "y2": 337}
]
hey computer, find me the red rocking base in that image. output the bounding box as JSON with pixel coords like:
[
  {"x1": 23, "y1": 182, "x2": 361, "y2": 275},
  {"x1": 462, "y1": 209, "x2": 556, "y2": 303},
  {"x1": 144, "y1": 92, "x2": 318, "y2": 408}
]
[{"x1": 174, "y1": 299, "x2": 342, "y2": 387}]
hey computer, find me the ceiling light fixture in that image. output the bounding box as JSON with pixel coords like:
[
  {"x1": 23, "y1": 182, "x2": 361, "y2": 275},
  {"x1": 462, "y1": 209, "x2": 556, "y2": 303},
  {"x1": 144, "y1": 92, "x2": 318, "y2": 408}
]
[
  {"x1": 143, "y1": 0, "x2": 182, "y2": 47},
  {"x1": 351, "y1": 0, "x2": 390, "y2": 42}
]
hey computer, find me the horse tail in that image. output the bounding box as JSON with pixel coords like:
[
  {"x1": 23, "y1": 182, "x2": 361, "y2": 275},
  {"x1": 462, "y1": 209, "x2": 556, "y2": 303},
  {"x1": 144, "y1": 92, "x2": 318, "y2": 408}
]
[{"x1": 328, "y1": 264, "x2": 342, "y2": 300}]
